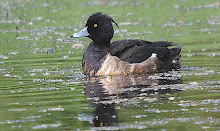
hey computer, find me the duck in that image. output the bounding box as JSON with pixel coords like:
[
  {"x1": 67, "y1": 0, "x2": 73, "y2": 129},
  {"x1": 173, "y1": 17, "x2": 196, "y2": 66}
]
[{"x1": 70, "y1": 12, "x2": 181, "y2": 76}]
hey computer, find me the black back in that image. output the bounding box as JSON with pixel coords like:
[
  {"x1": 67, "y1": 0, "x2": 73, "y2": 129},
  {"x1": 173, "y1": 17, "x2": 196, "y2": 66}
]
[{"x1": 109, "y1": 39, "x2": 172, "y2": 63}]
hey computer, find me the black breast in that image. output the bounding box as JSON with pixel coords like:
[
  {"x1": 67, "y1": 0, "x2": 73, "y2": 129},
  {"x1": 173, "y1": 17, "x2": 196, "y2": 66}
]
[{"x1": 82, "y1": 42, "x2": 108, "y2": 75}]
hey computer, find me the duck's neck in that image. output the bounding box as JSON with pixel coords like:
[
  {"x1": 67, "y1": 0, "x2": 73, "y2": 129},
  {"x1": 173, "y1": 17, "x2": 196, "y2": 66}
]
[{"x1": 94, "y1": 39, "x2": 111, "y2": 48}]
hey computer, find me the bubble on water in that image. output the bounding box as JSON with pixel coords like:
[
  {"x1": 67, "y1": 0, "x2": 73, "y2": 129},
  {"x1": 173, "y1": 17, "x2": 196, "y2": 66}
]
[
  {"x1": 200, "y1": 107, "x2": 220, "y2": 112},
  {"x1": 204, "y1": 3, "x2": 220, "y2": 8},
  {"x1": 47, "y1": 106, "x2": 64, "y2": 112},
  {"x1": 63, "y1": 81, "x2": 82, "y2": 85},
  {"x1": 143, "y1": 97, "x2": 157, "y2": 103},
  {"x1": 161, "y1": 22, "x2": 176, "y2": 28},
  {"x1": 45, "y1": 19, "x2": 56, "y2": 23},
  {"x1": 126, "y1": 13, "x2": 133, "y2": 16},
  {"x1": 18, "y1": 81, "x2": 23, "y2": 84},
  {"x1": 56, "y1": 38, "x2": 63, "y2": 42},
  {"x1": 5, "y1": 119, "x2": 25, "y2": 124},
  {"x1": 42, "y1": 72, "x2": 50, "y2": 76},
  {"x1": 126, "y1": 32, "x2": 140, "y2": 36},
  {"x1": 4, "y1": 74, "x2": 12, "y2": 77},
  {"x1": 0, "y1": 54, "x2": 9, "y2": 59},
  {"x1": 194, "y1": 28, "x2": 217, "y2": 32},
  {"x1": 16, "y1": 37, "x2": 30, "y2": 40},
  {"x1": 8, "y1": 51, "x2": 18, "y2": 55},
  {"x1": 202, "y1": 126, "x2": 211, "y2": 129},
  {"x1": 25, "y1": 116, "x2": 42, "y2": 119},
  {"x1": 47, "y1": 79, "x2": 64, "y2": 83},
  {"x1": 171, "y1": 33, "x2": 188, "y2": 36},
  {"x1": 27, "y1": 22, "x2": 34, "y2": 25},
  {"x1": 0, "y1": 30, "x2": 9, "y2": 33},
  {"x1": 51, "y1": 9, "x2": 58, "y2": 13},
  {"x1": 31, "y1": 17, "x2": 44, "y2": 21},
  {"x1": 0, "y1": 69, "x2": 6, "y2": 73},
  {"x1": 131, "y1": 115, "x2": 148, "y2": 118},
  {"x1": 208, "y1": 53, "x2": 217, "y2": 57},
  {"x1": 7, "y1": 102, "x2": 19, "y2": 105},
  {"x1": 30, "y1": 68, "x2": 48, "y2": 72},
  {"x1": 40, "y1": 87, "x2": 60, "y2": 90},
  {"x1": 194, "y1": 121, "x2": 207, "y2": 125},
  {"x1": 71, "y1": 88, "x2": 75, "y2": 90},
  {"x1": 68, "y1": 51, "x2": 74, "y2": 54},
  {"x1": 72, "y1": 44, "x2": 84, "y2": 49},
  {"x1": 45, "y1": 113, "x2": 51, "y2": 116},
  {"x1": 8, "y1": 108, "x2": 26, "y2": 111},
  {"x1": 189, "y1": 81, "x2": 199, "y2": 86},
  {"x1": 11, "y1": 124, "x2": 23, "y2": 128},
  {"x1": 42, "y1": 3, "x2": 50, "y2": 7},
  {"x1": 32, "y1": 79, "x2": 43, "y2": 82},
  {"x1": 32, "y1": 122, "x2": 61, "y2": 129},
  {"x1": 119, "y1": 22, "x2": 139, "y2": 26},
  {"x1": 30, "y1": 73, "x2": 36, "y2": 76},
  {"x1": 181, "y1": 108, "x2": 189, "y2": 111},
  {"x1": 207, "y1": 16, "x2": 220, "y2": 25},
  {"x1": 186, "y1": 54, "x2": 192, "y2": 57},
  {"x1": 177, "y1": 100, "x2": 198, "y2": 107},
  {"x1": 62, "y1": 55, "x2": 68, "y2": 59},
  {"x1": 168, "y1": 96, "x2": 175, "y2": 101},
  {"x1": 174, "y1": 5, "x2": 180, "y2": 8},
  {"x1": 114, "y1": 29, "x2": 128, "y2": 34}
]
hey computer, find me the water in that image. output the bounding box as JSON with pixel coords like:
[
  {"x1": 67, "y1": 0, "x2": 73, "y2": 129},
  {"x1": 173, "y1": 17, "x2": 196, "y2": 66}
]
[{"x1": 0, "y1": 0, "x2": 220, "y2": 130}]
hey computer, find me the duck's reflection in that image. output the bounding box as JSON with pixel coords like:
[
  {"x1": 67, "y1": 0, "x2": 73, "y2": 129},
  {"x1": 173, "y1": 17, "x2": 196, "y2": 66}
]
[{"x1": 84, "y1": 73, "x2": 182, "y2": 127}]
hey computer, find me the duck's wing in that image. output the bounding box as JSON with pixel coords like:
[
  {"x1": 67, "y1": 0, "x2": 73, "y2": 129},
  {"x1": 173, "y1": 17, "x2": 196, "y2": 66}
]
[{"x1": 109, "y1": 39, "x2": 173, "y2": 63}]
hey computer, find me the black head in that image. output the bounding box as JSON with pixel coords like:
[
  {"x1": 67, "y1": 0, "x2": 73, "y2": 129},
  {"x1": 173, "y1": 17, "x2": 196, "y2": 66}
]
[{"x1": 71, "y1": 12, "x2": 119, "y2": 46}]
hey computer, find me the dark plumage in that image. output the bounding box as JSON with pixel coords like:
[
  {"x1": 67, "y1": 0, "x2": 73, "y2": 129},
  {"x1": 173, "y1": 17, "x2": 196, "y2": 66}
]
[{"x1": 71, "y1": 12, "x2": 181, "y2": 75}]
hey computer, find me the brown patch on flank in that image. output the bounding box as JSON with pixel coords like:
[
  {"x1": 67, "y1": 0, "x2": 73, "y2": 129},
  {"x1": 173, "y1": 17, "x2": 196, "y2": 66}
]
[{"x1": 96, "y1": 54, "x2": 160, "y2": 76}]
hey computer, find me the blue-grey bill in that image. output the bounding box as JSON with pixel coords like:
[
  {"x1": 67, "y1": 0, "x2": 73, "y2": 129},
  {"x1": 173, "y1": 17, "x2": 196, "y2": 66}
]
[{"x1": 70, "y1": 27, "x2": 89, "y2": 38}]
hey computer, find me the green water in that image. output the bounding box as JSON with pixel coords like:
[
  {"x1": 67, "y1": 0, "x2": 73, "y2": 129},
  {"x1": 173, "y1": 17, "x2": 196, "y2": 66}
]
[{"x1": 0, "y1": 0, "x2": 220, "y2": 130}]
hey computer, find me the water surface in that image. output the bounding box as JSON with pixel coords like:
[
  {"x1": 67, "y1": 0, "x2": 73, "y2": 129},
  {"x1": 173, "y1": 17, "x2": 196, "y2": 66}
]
[{"x1": 0, "y1": 0, "x2": 220, "y2": 130}]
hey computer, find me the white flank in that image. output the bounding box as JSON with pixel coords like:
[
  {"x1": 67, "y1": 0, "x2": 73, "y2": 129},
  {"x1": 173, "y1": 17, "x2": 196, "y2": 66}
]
[{"x1": 151, "y1": 53, "x2": 157, "y2": 57}]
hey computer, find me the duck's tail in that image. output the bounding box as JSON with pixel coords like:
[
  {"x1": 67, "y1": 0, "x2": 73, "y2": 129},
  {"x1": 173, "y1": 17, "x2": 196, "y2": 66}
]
[{"x1": 161, "y1": 44, "x2": 182, "y2": 71}]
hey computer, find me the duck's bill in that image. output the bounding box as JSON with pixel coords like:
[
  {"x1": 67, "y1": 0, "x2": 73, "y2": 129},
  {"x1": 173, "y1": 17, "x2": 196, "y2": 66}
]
[{"x1": 70, "y1": 27, "x2": 89, "y2": 38}]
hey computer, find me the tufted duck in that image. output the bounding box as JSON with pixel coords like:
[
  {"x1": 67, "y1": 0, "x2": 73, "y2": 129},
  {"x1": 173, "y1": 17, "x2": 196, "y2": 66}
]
[{"x1": 71, "y1": 12, "x2": 181, "y2": 75}]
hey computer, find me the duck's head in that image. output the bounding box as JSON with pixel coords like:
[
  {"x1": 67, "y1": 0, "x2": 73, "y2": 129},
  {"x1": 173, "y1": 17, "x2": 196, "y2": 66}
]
[{"x1": 71, "y1": 12, "x2": 119, "y2": 45}]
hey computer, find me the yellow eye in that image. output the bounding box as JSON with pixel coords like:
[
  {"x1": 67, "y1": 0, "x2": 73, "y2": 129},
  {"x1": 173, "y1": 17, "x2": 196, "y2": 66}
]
[{"x1": 94, "y1": 24, "x2": 98, "y2": 28}]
